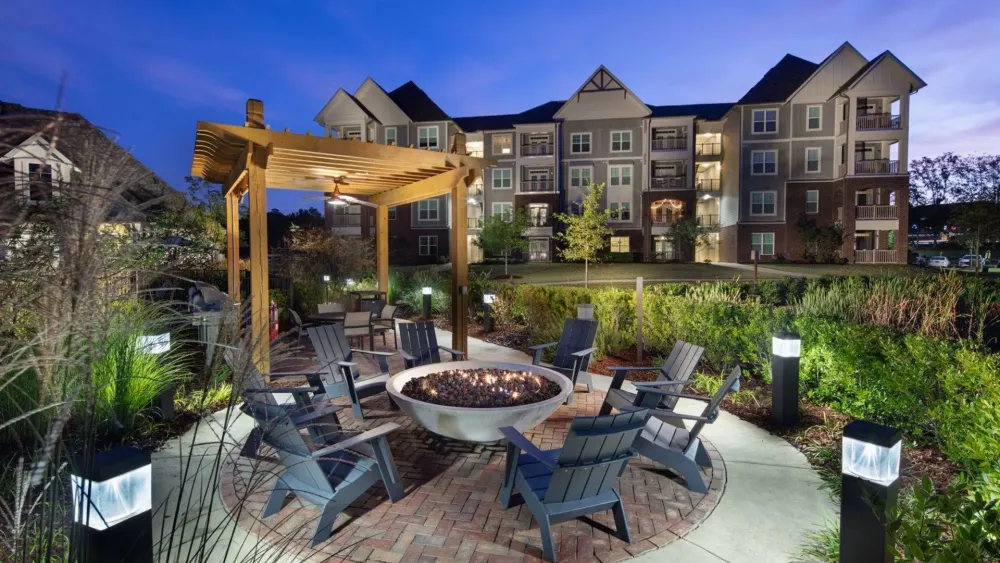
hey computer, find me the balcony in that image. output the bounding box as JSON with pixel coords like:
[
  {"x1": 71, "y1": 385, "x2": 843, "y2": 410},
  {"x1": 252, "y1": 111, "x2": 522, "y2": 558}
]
[
  {"x1": 520, "y1": 180, "x2": 555, "y2": 193},
  {"x1": 525, "y1": 216, "x2": 552, "y2": 237},
  {"x1": 650, "y1": 213, "x2": 679, "y2": 226},
  {"x1": 697, "y1": 214, "x2": 719, "y2": 228},
  {"x1": 468, "y1": 183, "x2": 484, "y2": 196},
  {"x1": 467, "y1": 217, "x2": 483, "y2": 229},
  {"x1": 330, "y1": 215, "x2": 361, "y2": 227},
  {"x1": 652, "y1": 137, "x2": 687, "y2": 151},
  {"x1": 696, "y1": 178, "x2": 720, "y2": 192},
  {"x1": 521, "y1": 143, "x2": 553, "y2": 156},
  {"x1": 856, "y1": 113, "x2": 901, "y2": 131},
  {"x1": 855, "y1": 205, "x2": 898, "y2": 220},
  {"x1": 855, "y1": 159, "x2": 899, "y2": 175},
  {"x1": 855, "y1": 249, "x2": 899, "y2": 264},
  {"x1": 650, "y1": 176, "x2": 688, "y2": 190},
  {"x1": 695, "y1": 143, "x2": 721, "y2": 157}
]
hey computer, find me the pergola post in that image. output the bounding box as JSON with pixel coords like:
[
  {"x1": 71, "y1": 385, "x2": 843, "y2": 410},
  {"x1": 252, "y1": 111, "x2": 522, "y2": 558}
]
[
  {"x1": 225, "y1": 185, "x2": 242, "y2": 301},
  {"x1": 450, "y1": 171, "x2": 472, "y2": 356},
  {"x1": 247, "y1": 148, "x2": 270, "y2": 372},
  {"x1": 376, "y1": 205, "x2": 390, "y2": 298}
]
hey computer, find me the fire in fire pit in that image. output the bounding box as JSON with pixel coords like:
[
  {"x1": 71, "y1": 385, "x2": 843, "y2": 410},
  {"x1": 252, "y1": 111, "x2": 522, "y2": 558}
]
[{"x1": 401, "y1": 367, "x2": 562, "y2": 408}]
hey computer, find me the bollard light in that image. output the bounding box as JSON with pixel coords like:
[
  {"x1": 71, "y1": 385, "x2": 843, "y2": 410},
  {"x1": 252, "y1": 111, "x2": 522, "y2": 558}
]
[
  {"x1": 482, "y1": 293, "x2": 496, "y2": 333},
  {"x1": 422, "y1": 287, "x2": 433, "y2": 318},
  {"x1": 771, "y1": 331, "x2": 800, "y2": 426},
  {"x1": 71, "y1": 447, "x2": 153, "y2": 563},
  {"x1": 577, "y1": 303, "x2": 595, "y2": 320},
  {"x1": 839, "y1": 420, "x2": 902, "y2": 563},
  {"x1": 323, "y1": 275, "x2": 330, "y2": 302},
  {"x1": 346, "y1": 278, "x2": 354, "y2": 286},
  {"x1": 322, "y1": 275, "x2": 331, "y2": 282},
  {"x1": 137, "y1": 333, "x2": 170, "y2": 355}
]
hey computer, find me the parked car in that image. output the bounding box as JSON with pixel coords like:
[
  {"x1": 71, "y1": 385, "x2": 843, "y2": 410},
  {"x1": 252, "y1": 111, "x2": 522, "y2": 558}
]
[
  {"x1": 957, "y1": 255, "x2": 984, "y2": 268},
  {"x1": 912, "y1": 255, "x2": 928, "y2": 267},
  {"x1": 928, "y1": 256, "x2": 950, "y2": 268}
]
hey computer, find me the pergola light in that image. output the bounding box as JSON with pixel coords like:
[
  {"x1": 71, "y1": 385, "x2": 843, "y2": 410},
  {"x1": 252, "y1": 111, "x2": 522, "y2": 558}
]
[
  {"x1": 772, "y1": 332, "x2": 801, "y2": 358},
  {"x1": 137, "y1": 333, "x2": 170, "y2": 355},
  {"x1": 839, "y1": 420, "x2": 902, "y2": 562}
]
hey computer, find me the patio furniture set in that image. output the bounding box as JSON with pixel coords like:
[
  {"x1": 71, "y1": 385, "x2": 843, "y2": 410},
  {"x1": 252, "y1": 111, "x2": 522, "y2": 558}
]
[{"x1": 233, "y1": 315, "x2": 739, "y2": 561}]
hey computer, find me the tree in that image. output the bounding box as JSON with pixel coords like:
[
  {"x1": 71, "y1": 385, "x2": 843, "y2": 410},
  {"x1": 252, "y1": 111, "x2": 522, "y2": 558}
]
[
  {"x1": 952, "y1": 154, "x2": 1000, "y2": 262},
  {"x1": 795, "y1": 218, "x2": 845, "y2": 263},
  {"x1": 553, "y1": 183, "x2": 613, "y2": 288},
  {"x1": 909, "y1": 153, "x2": 961, "y2": 206},
  {"x1": 474, "y1": 209, "x2": 529, "y2": 276},
  {"x1": 665, "y1": 217, "x2": 709, "y2": 262},
  {"x1": 280, "y1": 227, "x2": 374, "y2": 286}
]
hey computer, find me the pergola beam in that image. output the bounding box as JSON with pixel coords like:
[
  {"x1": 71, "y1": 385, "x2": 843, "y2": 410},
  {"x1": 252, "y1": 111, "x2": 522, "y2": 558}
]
[{"x1": 370, "y1": 167, "x2": 469, "y2": 208}]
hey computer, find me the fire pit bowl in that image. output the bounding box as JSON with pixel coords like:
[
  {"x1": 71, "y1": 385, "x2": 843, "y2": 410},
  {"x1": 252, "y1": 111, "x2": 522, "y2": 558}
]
[{"x1": 386, "y1": 361, "x2": 572, "y2": 442}]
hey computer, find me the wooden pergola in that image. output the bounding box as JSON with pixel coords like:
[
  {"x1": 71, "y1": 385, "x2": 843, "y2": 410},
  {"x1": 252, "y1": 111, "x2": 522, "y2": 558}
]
[{"x1": 191, "y1": 100, "x2": 493, "y2": 370}]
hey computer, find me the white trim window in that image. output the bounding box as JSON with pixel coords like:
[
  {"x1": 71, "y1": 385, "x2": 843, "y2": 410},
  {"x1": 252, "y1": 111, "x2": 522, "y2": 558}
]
[
  {"x1": 418, "y1": 235, "x2": 438, "y2": 256},
  {"x1": 805, "y1": 147, "x2": 821, "y2": 173},
  {"x1": 752, "y1": 109, "x2": 777, "y2": 134},
  {"x1": 610, "y1": 236, "x2": 630, "y2": 253},
  {"x1": 610, "y1": 131, "x2": 632, "y2": 152},
  {"x1": 569, "y1": 166, "x2": 592, "y2": 188},
  {"x1": 492, "y1": 133, "x2": 512, "y2": 155},
  {"x1": 751, "y1": 150, "x2": 777, "y2": 175},
  {"x1": 609, "y1": 201, "x2": 632, "y2": 221},
  {"x1": 751, "y1": 232, "x2": 775, "y2": 256},
  {"x1": 570, "y1": 132, "x2": 591, "y2": 154},
  {"x1": 806, "y1": 190, "x2": 819, "y2": 214},
  {"x1": 609, "y1": 164, "x2": 632, "y2": 188},
  {"x1": 418, "y1": 199, "x2": 439, "y2": 221},
  {"x1": 388, "y1": 206, "x2": 397, "y2": 220},
  {"x1": 492, "y1": 168, "x2": 512, "y2": 189},
  {"x1": 417, "y1": 126, "x2": 439, "y2": 149},
  {"x1": 750, "y1": 191, "x2": 777, "y2": 215},
  {"x1": 384, "y1": 127, "x2": 397, "y2": 146},
  {"x1": 492, "y1": 202, "x2": 513, "y2": 221},
  {"x1": 806, "y1": 105, "x2": 822, "y2": 131}
]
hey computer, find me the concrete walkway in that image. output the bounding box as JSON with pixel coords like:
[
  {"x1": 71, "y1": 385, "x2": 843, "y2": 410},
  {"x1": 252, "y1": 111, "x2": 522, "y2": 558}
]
[
  {"x1": 713, "y1": 261, "x2": 822, "y2": 279},
  {"x1": 151, "y1": 331, "x2": 834, "y2": 562}
]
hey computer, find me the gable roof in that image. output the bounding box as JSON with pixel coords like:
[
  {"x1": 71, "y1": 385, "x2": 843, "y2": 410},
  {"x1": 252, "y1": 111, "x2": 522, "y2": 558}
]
[
  {"x1": 313, "y1": 88, "x2": 380, "y2": 125},
  {"x1": 387, "y1": 81, "x2": 450, "y2": 122},
  {"x1": 354, "y1": 77, "x2": 411, "y2": 124},
  {"x1": 737, "y1": 54, "x2": 820, "y2": 105},
  {"x1": 828, "y1": 50, "x2": 927, "y2": 100},
  {"x1": 649, "y1": 103, "x2": 735, "y2": 120},
  {"x1": 785, "y1": 41, "x2": 865, "y2": 102},
  {"x1": 553, "y1": 65, "x2": 650, "y2": 120}
]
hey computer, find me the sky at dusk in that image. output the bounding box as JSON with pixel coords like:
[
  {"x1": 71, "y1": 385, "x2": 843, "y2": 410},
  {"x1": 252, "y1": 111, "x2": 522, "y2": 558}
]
[{"x1": 2, "y1": 0, "x2": 998, "y2": 212}]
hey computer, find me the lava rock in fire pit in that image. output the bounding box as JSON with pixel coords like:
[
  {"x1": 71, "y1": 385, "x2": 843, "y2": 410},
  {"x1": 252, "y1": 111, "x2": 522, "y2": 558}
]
[{"x1": 401, "y1": 367, "x2": 562, "y2": 408}]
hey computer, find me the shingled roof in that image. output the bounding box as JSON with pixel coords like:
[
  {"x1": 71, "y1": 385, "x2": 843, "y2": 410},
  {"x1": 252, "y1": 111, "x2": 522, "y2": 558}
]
[
  {"x1": 649, "y1": 102, "x2": 735, "y2": 120},
  {"x1": 387, "y1": 81, "x2": 451, "y2": 122},
  {"x1": 453, "y1": 100, "x2": 565, "y2": 132},
  {"x1": 737, "y1": 54, "x2": 820, "y2": 105}
]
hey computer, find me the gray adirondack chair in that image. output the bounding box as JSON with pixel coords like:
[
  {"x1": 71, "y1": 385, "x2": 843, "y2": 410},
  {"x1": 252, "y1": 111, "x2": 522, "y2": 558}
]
[
  {"x1": 398, "y1": 321, "x2": 465, "y2": 368},
  {"x1": 599, "y1": 340, "x2": 705, "y2": 417},
  {"x1": 627, "y1": 365, "x2": 742, "y2": 493},
  {"x1": 243, "y1": 398, "x2": 405, "y2": 547},
  {"x1": 499, "y1": 409, "x2": 651, "y2": 562},
  {"x1": 530, "y1": 318, "x2": 598, "y2": 405},
  {"x1": 307, "y1": 323, "x2": 394, "y2": 421}
]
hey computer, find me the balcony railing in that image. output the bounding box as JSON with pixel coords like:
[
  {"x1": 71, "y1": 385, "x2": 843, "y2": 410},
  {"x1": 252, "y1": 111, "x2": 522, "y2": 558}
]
[
  {"x1": 468, "y1": 217, "x2": 483, "y2": 229},
  {"x1": 650, "y1": 213, "x2": 680, "y2": 226},
  {"x1": 696, "y1": 178, "x2": 720, "y2": 192},
  {"x1": 527, "y1": 216, "x2": 551, "y2": 228},
  {"x1": 521, "y1": 143, "x2": 553, "y2": 156},
  {"x1": 695, "y1": 143, "x2": 721, "y2": 156},
  {"x1": 697, "y1": 214, "x2": 719, "y2": 227},
  {"x1": 468, "y1": 183, "x2": 484, "y2": 196},
  {"x1": 652, "y1": 137, "x2": 687, "y2": 151},
  {"x1": 856, "y1": 113, "x2": 901, "y2": 130},
  {"x1": 855, "y1": 205, "x2": 898, "y2": 220},
  {"x1": 855, "y1": 249, "x2": 898, "y2": 264},
  {"x1": 855, "y1": 159, "x2": 899, "y2": 175},
  {"x1": 520, "y1": 180, "x2": 555, "y2": 192},
  {"x1": 330, "y1": 215, "x2": 361, "y2": 227},
  {"x1": 650, "y1": 176, "x2": 687, "y2": 190}
]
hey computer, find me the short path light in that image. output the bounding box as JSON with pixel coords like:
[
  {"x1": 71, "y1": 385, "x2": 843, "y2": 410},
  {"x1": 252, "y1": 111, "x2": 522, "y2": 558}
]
[
  {"x1": 483, "y1": 293, "x2": 496, "y2": 333},
  {"x1": 771, "y1": 331, "x2": 801, "y2": 426},
  {"x1": 839, "y1": 420, "x2": 902, "y2": 563},
  {"x1": 322, "y1": 274, "x2": 331, "y2": 302},
  {"x1": 72, "y1": 447, "x2": 153, "y2": 563},
  {"x1": 422, "y1": 287, "x2": 433, "y2": 318}
]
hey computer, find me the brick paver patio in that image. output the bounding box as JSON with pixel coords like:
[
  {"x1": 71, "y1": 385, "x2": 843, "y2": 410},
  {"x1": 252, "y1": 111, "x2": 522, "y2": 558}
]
[{"x1": 220, "y1": 381, "x2": 725, "y2": 563}]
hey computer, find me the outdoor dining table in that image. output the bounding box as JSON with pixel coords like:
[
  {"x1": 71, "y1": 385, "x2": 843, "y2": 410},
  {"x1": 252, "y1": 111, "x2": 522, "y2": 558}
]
[{"x1": 307, "y1": 312, "x2": 347, "y2": 324}]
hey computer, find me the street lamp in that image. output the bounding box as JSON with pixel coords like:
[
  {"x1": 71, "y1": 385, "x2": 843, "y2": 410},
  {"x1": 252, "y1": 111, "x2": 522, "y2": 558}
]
[
  {"x1": 483, "y1": 293, "x2": 496, "y2": 333},
  {"x1": 422, "y1": 287, "x2": 433, "y2": 318},
  {"x1": 839, "y1": 420, "x2": 902, "y2": 563},
  {"x1": 771, "y1": 331, "x2": 801, "y2": 426},
  {"x1": 71, "y1": 447, "x2": 153, "y2": 563},
  {"x1": 322, "y1": 274, "x2": 330, "y2": 303}
]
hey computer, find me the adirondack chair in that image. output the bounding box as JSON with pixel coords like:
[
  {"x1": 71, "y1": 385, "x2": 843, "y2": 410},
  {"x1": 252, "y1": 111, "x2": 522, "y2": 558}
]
[
  {"x1": 307, "y1": 323, "x2": 394, "y2": 421},
  {"x1": 499, "y1": 409, "x2": 651, "y2": 562},
  {"x1": 626, "y1": 365, "x2": 742, "y2": 494},
  {"x1": 599, "y1": 340, "x2": 705, "y2": 417},
  {"x1": 529, "y1": 318, "x2": 598, "y2": 405},
  {"x1": 243, "y1": 398, "x2": 406, "y2": 547},
  {"x1": 372, "y1": 304, "x2": 401, "y2": 348},
  {"x1": 398, "y1": 321, "x2": 465, "y2": 368}
]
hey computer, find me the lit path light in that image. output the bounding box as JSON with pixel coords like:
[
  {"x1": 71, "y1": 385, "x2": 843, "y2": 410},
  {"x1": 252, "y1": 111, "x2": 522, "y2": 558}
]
[
  {"x1": 839, "y1": 420, "x2": 902, "y2": 563},
  {"x1": 771, "y1": 331, "x2": 801, "y2": 426}
]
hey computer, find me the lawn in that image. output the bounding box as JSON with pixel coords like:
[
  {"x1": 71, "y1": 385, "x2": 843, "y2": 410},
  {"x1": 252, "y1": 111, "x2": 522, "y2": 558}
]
[
  {"x1": 469, "y1": 262, "x2": 781, "y2": 284},
  {"x1": 757, "y1": 263, "x2": 930, "y2": 277}
]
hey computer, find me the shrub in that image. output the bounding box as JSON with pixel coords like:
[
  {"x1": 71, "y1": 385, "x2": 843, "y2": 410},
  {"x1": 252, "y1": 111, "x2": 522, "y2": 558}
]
[{"x1": 930, "y1": 348, "x2": 1000, "y2": 467}]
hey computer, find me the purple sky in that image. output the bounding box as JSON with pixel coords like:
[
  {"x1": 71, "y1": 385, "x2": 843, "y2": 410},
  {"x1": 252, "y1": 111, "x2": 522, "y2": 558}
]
[{"x1": 2, "y1": 0, "x2": 997, "y2": 212}]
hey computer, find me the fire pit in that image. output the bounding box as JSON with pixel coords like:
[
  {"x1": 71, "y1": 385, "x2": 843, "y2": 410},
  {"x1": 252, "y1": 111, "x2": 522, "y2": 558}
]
[{"x1": 387, "y1": 361, "x2": 572, "y2": 442}]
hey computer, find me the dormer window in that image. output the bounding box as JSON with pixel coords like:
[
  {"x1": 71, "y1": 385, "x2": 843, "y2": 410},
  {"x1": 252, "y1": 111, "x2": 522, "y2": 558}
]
[{"x1": 28, "y1": 163, "x2": 54, "y2": 202}]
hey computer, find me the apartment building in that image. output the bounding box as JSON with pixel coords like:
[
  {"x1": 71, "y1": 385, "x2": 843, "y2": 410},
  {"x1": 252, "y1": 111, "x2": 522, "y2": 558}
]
[{"x1": 314, "y1": 41, "x2": 925, "y2": 264}]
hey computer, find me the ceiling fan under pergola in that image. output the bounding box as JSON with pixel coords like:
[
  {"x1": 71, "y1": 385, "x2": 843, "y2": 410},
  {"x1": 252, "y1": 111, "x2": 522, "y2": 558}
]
[{"x1": 301, "y1": 174, "x2": 377, "y2": 208}]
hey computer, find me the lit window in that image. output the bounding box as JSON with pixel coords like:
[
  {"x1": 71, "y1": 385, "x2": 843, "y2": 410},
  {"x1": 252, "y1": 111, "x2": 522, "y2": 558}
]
[
  {"x1": 751, "y1": 232, "x2": 775, "y2": 256},
  {"x1": 492, "y1": 134, "x2": 512, "y2": 155},
  {"x1": 752, "y1": 109, "x2": 777, "y2": 133},
  {"x1": 806, "y1": 147, "x2": 821, "y2": 173},
  {"x1": 384, "y1": 127, "x2": 397, "y2": 146},
  {"x1": 492, "y1": 202, "x2": 513, "y2": 221},
  {"x1": 417, "y1": 126, "x2": 438, "y2": 149},
  {"x1": 569, "y1": 166, "x2": 592, "y2": 188},
  {"x1": 570, "y1": 133, "x2": 591, "y2": 154},
  {"x1": 750, "y1": 191, "x2": 776, "y2": 215},
  {"x1": 611, "y1": 131, "x2": 632, "y2": 152},
  {"x1": 528, "y1": 204, "x2": 548, "y2": 226},
  {"x1": 806, "y1": 106, "x2": 822, "y2": 131},
  {"x1": 751, "y1": 150, "x2": 777, "y2": 175},
  {"x1": 610, "y1": 236, "x2": 630, "y2": 253},
  {"x1": 493, "y1": 168, "x2": 512, "y2": 189},
  {"x1": 609, "y1": 202, "x2": 631, "y2": 221},
  {"x1": 419, "y1": 236, "x2": 438, "y2": 256},
  {"x1": 388, "y1": 206, "x2": 397, "y2": 220},
  {"x1": 418, "y1": 199, "x2": 438, "y2": 221},
  {"x1": 609, "y1": 165, "x2": 632, "y2": 187},
  {"x1": 806, "y1": 190, "x2": 819, "y2": 214}
]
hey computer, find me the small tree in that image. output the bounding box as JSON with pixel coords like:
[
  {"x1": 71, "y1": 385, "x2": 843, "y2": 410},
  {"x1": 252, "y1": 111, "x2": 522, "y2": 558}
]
[
  {"x1": 475, "y1": 209, "x2": 529, "y2": 276},
  {"x1": 666, "y1": 217, "x2": 709, "y2": 262},
  {"x1": 953, "y1": 154, "x2": 1000, "y2": 267},
  {"x1": 553, "y1": 183, "x2": 613, "y2": 288},
  {"x1": 795, "y1": 218, "x2": 844, "y2": 263}
]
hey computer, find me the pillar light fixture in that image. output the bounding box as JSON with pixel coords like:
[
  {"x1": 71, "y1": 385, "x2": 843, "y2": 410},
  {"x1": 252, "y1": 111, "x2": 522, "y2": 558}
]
[
  {"x1": 771, "y1": 331, "x2": 801, "y2": 426},
  {"x1": 842, "y1": 420, "x2": 901, "y2": 487},
  {"x1": 482, "y1": 293, "x2": 496, "y2": 333},
  {"x1": 772, "y1": 332, "x2": 801, "y2": 358},
  {"x1": 422, "y1": 287, "x2": 433, "y2": 295},
  {"x1": 839, "y1": 420, "x2": 902, "y2": 563},
  {"x1": 422, "y1": 287, "x2": 433, "y2": 318},
  {"x1": 346, "y1": 278, "x2": 354, "y2": 286},
  {"x1": 322, "y1": 275, "x2": 331, "y2": 282},
  {"x1": 483, "y1": 294, "x2": 496, "y2": 304}
]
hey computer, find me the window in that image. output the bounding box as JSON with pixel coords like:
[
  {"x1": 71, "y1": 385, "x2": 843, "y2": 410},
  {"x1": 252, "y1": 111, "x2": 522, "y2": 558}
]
[
  {"x1": 806, "y1": 147, "x2": 821, "y2": 173},
  {"x1": 528, "y1": 203, "x2": 548, "y2": 226},
  {"x1": 529, "y1": 239, "x2": 549, "y2": 261},
  {"x1": 385, "y1": 127, "x2": 397, "y2": 146},
  {"x1": 492, "y1": 202, "x2": 513, "y2": 221},
  {"x1": 388, "y1": 206, "x2": 397, "y2": 220},
  {"x1": 492, "y1": 168, "x2": 512, "y2": 189},
  {"x1": 610, "y1": 131, "x2": 632, "y2": 152},
  {"x1": 750, "y1": 191, "x2": 777, "y2": 215},
  {"x1": 492, "y1": 133, "x2": 512, "y2": 155},
  {"x1": 418, "y1": 235, "x2": 438, "y2": 256},
  {"x1": 610, "y1": 236, "x2": 630, "y2": 253},
  {"x1": 609, "y1": 165, "x2": 632, "y2": 187},
  {"x1": 751, "y1": 150, "x2": 777, "y2": 175},
  {"x1": 752, "y1": 109, "x2": 777, "y2": 134},
  {"x1": 28, "y1": 163, "x2": 54, "y2": 202},
  {"x1": 751, "y1": 233, "x2": 775, "y2": 256},
  {"x1": 569, "y1": 166, "x2": 592, "y2": 188},
  {"x1": 806, "y1": 105, "x2": 822, "y2": 131},
  {"x1": 570, "y1": 132, "x2": 591, "y2": 154},
  {"x1": 609, "y1": 202, "x2": 631, "y2": 221},
  {"x1": 417, "y1": 126, "x2": 438, "y2": 149},
  {"x1": 418, "y1": 199, "x2": 438, "y2": 221},
  {"x1": 806, "y1": 190, "x2": 819, "y2": 214},
  {"x1": 343, "y1": 128, "x2": 362, "y2": 140}
]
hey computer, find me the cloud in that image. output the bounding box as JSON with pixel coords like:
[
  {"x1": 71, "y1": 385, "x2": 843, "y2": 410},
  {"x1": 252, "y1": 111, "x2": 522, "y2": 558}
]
[{"x1": 123, "y1": 55, "x2": 248, "y2": 109}]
